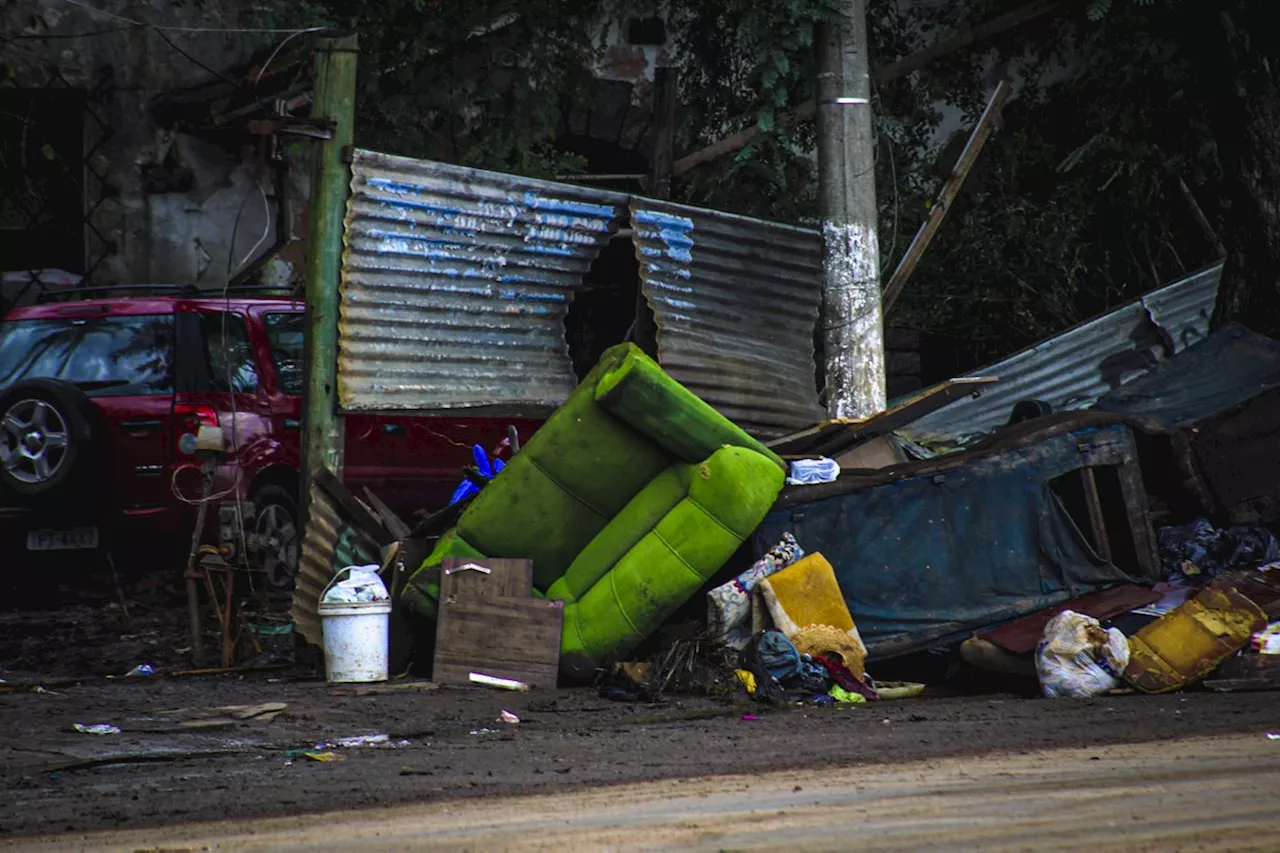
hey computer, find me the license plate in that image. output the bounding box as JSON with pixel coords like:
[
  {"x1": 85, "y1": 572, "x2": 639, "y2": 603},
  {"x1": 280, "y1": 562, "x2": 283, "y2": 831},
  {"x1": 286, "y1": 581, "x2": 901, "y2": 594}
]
[{"x1": 26, "y1": 527, "x2": 100, "y2": 551}]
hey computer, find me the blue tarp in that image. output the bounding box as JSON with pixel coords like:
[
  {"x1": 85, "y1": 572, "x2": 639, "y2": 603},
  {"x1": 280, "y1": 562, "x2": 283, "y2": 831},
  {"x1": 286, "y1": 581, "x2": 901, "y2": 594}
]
[{"x1": 757, "y1": 424, "x2": 1138, "y2": 660}]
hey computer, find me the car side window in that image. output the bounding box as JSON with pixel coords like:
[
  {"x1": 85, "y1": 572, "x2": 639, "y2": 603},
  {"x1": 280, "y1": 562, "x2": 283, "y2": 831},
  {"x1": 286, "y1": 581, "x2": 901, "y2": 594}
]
[
  {"x1": 202, "y1": 312, "x2": 259, "y2": 394},
  {"x1": 264, "y1": 312, "x2": 304, "y2": 396}
]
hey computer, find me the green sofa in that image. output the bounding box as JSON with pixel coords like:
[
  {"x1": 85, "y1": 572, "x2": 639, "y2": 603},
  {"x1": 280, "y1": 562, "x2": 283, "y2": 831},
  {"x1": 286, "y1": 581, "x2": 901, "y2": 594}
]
[{"x1": 403, "y1": 343, "x2": 787, "y2": 677}]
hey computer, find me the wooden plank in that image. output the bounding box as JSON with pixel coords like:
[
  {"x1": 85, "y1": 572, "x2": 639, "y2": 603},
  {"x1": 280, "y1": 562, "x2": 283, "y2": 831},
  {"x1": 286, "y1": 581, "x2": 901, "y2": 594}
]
[
  {"x1": 1080, "y1": 467, "x2": 1113, "y2": 562},
  {"x1": 362, "y1": 487, "x2": 412, "y2": 540},
  {"x1": 766, "y1": 376, "x2": 999, "y2": 455},
  {"x1": 976, "y1": 584, "x2": 1162, "y2": 655},
  {"x1": 1114, "y1": 434, "x2": 1161, "y2": 582},
  {"x1": 433, "y1": 597, "x2": 564, "y2": 688},
  {"x1": 882, "y1": 80, "x2": 1014, "y2": 312},
  {"x1": 438, "y1": 557, "x2": 534, "y2": 601}
]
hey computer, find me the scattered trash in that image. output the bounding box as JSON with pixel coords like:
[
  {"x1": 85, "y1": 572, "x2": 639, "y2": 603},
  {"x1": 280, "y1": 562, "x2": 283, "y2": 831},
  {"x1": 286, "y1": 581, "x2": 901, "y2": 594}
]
[
  {"x1": 498, "y1": 710, "x2": 520, "y2": 724},
  {"x1": 736, "y1": 669, "x2": 757, "y2": 696},
  {"x1": 874, "y1": 681, "x2": 927, "y2": 701},
  {"x1": 1036, "y1": 610, "x2": 1129, "y2": 699},
  {"x1": 321, "y1": 565, "x2": 389, "y2": 603},
  {"x1": 334, "y1": 734, "x2": 393, "y2": 748},
  {"x1": 785, "y1": 457, "x2": 840, "y2": 486},
  {"x1": 1158, "y1": 519, "x2": 1280, "y2": 581},
  {"x1": 469, "y1": 672, "x2": 530, "y2": 691},
  {"x1": 123, "y1": 664, "x2": 155, "y2": 678},
  {"x1": 1125, "y1": 586, "x2": 1267, "y2": 693},
  {"x1": 302, "y1": 751, "x2": 344, "y2": 762},
  {"x1": 1251, "y1": 622, "x2": 1280, "y2": 655},
  {"x1": 758, "y1": 552, "x2": 867, "y2": 679},
  {"x1": 829, "y1": 685, "x2": 868, "y2": 705},
  {"x1": 470, "y1": 728, "x2": 499, "y2": 735},
  {"x1": 707, "y1": 534, "x2": 804, "y2": 651},
  {"x1": 73, "y1": 723, "x2": 121, "y2": 735},
  {"x1": 1267, "y1": 732, "x2": 1280, "y2": 741},
  {"x1": 741, "y1": 714, "x2": 760, "y2": 721}
]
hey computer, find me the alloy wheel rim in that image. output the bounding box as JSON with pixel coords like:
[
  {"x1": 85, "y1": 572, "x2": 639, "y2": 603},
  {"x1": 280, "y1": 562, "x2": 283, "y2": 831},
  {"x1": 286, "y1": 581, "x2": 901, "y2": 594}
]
[{"x1": 0, "y1": 399, "x2": 70, "y2": 484}]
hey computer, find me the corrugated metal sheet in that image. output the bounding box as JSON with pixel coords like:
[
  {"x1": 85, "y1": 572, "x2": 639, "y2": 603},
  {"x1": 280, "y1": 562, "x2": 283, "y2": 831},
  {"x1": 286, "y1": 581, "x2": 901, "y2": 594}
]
[
  {"x1": 900, "y1": 263, "x2": 1222, "y2": 447},
  {"x1": 290, "y1": 480, "x2": 381, "y2": 647},
  {"x1": 631, "y1": 198, "x2": 825, "y2": 438},
  {"x1": 339, "y1": 150, "x2": 628, "y2": 413}
]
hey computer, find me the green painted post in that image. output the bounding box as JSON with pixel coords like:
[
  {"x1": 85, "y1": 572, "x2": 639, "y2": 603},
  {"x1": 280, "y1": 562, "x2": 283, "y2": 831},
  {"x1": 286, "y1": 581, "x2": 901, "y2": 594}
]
[{"x1": 301, "y1": 33, "x2": 358, "y2": 523}]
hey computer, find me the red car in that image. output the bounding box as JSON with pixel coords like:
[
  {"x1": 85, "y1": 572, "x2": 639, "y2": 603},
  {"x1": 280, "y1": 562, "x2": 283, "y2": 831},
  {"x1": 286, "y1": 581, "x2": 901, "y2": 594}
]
[{"x1": 0, "y1": 290, "x2": 539, "y2": 587}]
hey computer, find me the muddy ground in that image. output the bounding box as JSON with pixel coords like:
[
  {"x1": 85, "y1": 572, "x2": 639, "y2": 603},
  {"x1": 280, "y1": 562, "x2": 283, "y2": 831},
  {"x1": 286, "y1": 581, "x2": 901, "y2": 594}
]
[
  {"x1": 24, "y1": 733, "x2": 1280, "y2": 852},
  {"x1": 2, "y1": 590, "x2": 1278, "y2": 841}
]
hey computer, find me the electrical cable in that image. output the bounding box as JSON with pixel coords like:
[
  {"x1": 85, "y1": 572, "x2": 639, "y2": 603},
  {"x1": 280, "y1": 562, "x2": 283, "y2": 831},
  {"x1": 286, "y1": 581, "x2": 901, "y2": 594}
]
[
  {"x1": 57, "y1": 0, "x2": 324, "y2": 34},
  {"x1": 153, "y1": 29, "x2": 240, "y2": 87}
]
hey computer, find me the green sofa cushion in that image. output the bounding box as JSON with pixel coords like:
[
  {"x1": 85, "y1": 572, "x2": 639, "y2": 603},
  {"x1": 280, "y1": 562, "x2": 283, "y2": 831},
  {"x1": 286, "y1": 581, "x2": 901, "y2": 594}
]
[
  {"x1": 559, "y1": 445, "x2": 785, "y2": 675},
  {"x1": 594, "y1": 347, "x2": 786, "y2": 471},
  {"x1": 545, "y1": 464, "x2": 692, "y2": 604},
  {"x1": 454, "y1": 346, "x2": 675, "y2": 589}
]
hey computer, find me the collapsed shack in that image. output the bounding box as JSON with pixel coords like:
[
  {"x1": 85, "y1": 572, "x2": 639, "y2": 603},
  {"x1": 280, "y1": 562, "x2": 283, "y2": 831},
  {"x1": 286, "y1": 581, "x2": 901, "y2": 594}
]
[
  {"x1": 280, "y1": 140, "x2": 1279, "y2": 706},
  {"x1": 760, "y1": 413, "x2": 1163, "y2": 661}
]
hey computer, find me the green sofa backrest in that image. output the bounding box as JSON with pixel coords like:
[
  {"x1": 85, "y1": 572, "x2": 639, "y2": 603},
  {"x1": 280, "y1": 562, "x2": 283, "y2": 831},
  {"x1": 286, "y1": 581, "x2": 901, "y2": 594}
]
[{"x1": 450, "y1": 343, "x2": 784, "y2": 590}]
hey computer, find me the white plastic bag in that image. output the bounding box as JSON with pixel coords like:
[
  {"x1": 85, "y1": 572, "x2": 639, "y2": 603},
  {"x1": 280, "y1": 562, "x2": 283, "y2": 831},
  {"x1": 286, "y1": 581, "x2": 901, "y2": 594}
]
[
  {"x1": 786, "y1": 458, "x2": 840, "y2": 486},
  {"x1": 1035, "y1": 610, "x2": 1129, "y2": 698},
  {"x1": 321, "y1": 565, "x2": 389, "y2": 603}
]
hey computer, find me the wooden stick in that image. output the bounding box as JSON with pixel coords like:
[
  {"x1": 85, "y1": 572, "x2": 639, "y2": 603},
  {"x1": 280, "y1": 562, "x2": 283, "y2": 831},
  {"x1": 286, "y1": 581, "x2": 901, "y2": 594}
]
[
  {"x1": 882, "y1": 80, "x2": 1014, "y2": 312},
  {"x1": 671, "y1": 1, "x2": 1060, "y2": 177}
]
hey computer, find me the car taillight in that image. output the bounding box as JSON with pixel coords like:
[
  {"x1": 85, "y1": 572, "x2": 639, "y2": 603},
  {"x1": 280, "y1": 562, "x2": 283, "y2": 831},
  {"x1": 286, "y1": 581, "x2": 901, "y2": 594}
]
[{"x1": 174, "y1": 403, "x2": 219, "y2": 455}]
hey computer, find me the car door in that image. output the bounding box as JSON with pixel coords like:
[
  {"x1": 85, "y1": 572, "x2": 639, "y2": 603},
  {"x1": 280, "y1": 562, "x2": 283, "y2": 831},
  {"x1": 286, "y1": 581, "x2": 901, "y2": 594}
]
[
  {"x1": 257, "y1": 309, "x2": 385, "y2": 497},
  {"x1": 173, "y1": 309, "x2": 272, "y2": 502}
]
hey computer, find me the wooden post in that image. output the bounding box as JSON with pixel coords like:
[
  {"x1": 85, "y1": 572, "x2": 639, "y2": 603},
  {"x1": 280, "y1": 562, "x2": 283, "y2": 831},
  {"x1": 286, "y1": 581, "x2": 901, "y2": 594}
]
[
  {"x1": 301, "y1": 33, "x2": 357, "y2": 523},
  {"x1": 816, "y1": 0, "x2": 885, "y2": 419},
  {"x1": 882, "y1": 80, "x2": 1013, "y2": 312}
]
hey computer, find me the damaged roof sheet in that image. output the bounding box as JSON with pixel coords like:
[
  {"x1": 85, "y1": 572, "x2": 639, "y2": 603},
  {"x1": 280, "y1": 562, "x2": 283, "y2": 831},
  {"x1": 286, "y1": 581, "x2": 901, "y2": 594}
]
[
  {"x1": 339, "y1": 149, "x2": 627, "y2": 413},
  {"x1": 899, "y1": 263, "x2": 1223, "y2": 446},
  {"x1": 632, "y1": 198, "x2": 825, "y2": 438}
]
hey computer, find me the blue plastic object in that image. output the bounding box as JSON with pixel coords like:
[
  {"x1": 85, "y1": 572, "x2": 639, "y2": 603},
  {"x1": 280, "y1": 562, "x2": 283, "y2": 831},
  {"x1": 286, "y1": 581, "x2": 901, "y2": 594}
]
[{"x1": 449, "y1": 444, "x2": 506, "y2": 506}]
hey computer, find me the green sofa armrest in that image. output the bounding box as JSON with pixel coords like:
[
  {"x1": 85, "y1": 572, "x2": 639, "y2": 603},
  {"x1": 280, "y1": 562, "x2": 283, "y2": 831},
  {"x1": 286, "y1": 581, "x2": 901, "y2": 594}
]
[{"x1": 594, "y1": 345, "x2": 786, "y2": 471}]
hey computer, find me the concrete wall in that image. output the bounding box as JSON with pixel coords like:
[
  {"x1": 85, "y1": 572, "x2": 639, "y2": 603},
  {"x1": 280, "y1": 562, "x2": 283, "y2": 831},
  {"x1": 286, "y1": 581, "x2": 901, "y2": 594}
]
[{"x1": 1, "y1": 0, "x2": 308, "y2": 298}]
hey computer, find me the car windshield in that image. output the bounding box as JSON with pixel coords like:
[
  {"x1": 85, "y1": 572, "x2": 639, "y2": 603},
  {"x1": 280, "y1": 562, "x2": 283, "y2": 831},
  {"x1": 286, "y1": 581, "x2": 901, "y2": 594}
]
[
  {"x1": 0, "y1": 314, "x2": 175, "y2": 396},
  {"x1": 264, "y1": 312, "x2": 304, "y2": 396}
]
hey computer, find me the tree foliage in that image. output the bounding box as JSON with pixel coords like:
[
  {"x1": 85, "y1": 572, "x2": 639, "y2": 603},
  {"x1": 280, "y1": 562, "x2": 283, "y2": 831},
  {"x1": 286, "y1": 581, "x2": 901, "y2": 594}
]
[{"x1": 268, "y1": 0, "x2": 1268, "y2": 360}]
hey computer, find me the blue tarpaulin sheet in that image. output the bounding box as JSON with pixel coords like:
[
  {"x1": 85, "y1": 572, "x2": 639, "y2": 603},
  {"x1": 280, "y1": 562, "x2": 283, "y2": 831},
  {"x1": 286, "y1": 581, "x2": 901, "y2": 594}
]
[{"x1": 757, "y1": 425, "x2": 1138, "y2": 660}]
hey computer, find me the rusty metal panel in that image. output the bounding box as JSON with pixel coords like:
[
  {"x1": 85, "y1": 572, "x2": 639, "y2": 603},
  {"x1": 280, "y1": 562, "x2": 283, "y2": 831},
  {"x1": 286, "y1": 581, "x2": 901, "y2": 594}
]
[
  {"x1": 901, "y1": 263, "x2": 1222, "y2": 447},
  {"x1": 339, "y1": 149, "x2": 628, "y2": 413},
  {"x1": 631, "y1": 198, "x2": 825, "y2": 438}
]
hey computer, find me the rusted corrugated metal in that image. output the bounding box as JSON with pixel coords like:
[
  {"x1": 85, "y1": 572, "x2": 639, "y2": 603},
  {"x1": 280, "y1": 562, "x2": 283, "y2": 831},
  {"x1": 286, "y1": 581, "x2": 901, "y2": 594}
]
[
  {"x1": 339, "y1": 150, "x2": 628, "y2": 413},
  {"x1": 900, "y1": 263, "x2": 1222, "y2": 447},
  {"x1": 290, "y1": 479, "x2": 382, "y2": 647},
  {"x1": 631, "y1": 198, "x2": 825, "y2": 438}
]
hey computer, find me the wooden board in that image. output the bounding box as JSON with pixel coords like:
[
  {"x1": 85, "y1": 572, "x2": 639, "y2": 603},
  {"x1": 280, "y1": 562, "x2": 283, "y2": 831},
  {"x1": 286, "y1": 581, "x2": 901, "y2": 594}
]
[
  {"x1": 433, "y1": 597, "x2": 564, "y2": 689},
  {"x1": 439, "y1": 557, "x2": 533, "y2": 601},
  {"x1": 976, "y1": 584, "x2": 1162, "y2": 655},
  {"x1": 767, "y1": 377, "x2": 999, "y2": 457}
]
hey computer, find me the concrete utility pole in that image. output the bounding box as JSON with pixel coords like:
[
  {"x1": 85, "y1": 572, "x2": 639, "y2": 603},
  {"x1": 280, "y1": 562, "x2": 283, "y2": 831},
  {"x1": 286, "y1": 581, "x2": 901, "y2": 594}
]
[
  {"x1": 816, "y1": 0, "x2": 886, "y2": 419},
  {"x1": 301, "y1": 33, "x2": 358, "y2": 521}
]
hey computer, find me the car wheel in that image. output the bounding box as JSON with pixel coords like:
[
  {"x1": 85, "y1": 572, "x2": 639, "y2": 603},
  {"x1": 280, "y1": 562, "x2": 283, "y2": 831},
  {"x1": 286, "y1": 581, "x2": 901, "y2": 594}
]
[
  {"x1": 0, "y1": 379, "x2": 103, "y2": 501},
  {"x1": 252, "y1": 484, "x2": 300, "y2": 593}
]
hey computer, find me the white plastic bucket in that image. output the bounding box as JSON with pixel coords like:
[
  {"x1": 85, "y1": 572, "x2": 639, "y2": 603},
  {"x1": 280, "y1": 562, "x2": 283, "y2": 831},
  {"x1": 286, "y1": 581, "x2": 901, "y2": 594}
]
[{"x1": 318, "y1": 599, "x2": 392, "y2": 683}]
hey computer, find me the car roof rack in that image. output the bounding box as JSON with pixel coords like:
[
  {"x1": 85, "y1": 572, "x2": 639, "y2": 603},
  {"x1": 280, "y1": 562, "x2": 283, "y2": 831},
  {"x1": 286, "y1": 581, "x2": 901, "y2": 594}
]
[{"x1": 34, "y1": 284, "x2": 201, "y2": 304}]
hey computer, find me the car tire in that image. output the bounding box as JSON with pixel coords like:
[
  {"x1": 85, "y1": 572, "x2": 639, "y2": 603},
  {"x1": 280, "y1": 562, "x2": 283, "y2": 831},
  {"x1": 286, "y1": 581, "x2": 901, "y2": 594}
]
[
  {"x1": 0, "y1": 379, "x2": 106, "y2": 502},
  {"x1": 252, "y1": 484, "x2": 300, "y2": 593}
]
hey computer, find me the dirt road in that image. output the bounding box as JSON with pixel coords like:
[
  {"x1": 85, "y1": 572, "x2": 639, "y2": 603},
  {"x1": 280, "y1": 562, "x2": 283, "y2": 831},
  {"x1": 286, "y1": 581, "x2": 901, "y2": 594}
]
[{"x1": 10, "y1": 733, "x2": 1280, "y2": 852}]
